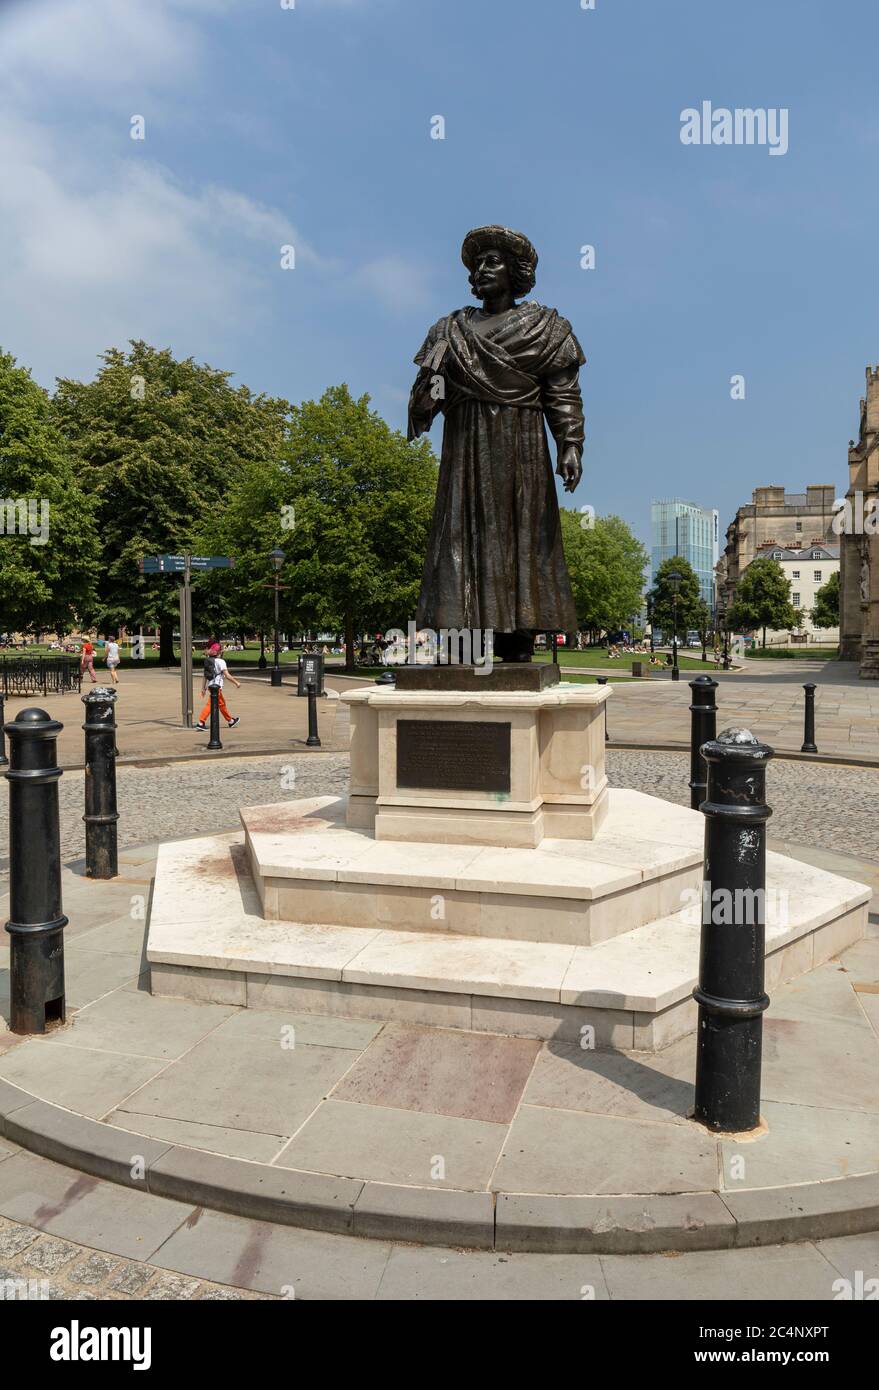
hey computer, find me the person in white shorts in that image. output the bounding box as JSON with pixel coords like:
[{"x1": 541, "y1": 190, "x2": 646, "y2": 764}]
[{"x1": 105, "y1": 635, "x2": 121, "y2": 685}]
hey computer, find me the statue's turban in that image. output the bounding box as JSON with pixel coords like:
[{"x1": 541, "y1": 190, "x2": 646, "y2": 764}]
[{"x1": 461, "y1": 225, "x2": 538, "y2": 273}]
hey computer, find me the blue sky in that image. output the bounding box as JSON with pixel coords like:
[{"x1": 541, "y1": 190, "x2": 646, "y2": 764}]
[{"x1": 2, "y1": 0, "x2": 879, "y2": 552}]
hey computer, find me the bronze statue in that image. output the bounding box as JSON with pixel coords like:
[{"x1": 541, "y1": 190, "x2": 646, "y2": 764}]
[{"x1": 408, "y1": 225, "x2": 584, "y2": 662}]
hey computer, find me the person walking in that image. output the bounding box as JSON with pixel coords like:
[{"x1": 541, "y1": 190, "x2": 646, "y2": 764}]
[
  {"x1": 80, "y1": 638, "x2": 97, "y2": 683},
  {"x1": 196, "y1": 641, "x2": 241, "y2": 730},
  {"x1": 105, "y1": 634, "x2": 121, "y2": 685}
]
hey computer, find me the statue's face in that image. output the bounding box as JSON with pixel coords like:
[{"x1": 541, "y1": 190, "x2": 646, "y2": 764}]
[{"x1": 471, "y1": 248, "x2": 511, "y2": 299}]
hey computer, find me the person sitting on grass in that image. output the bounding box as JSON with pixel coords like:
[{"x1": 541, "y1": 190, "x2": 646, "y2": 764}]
[{"x1": 196, "y1": 642, "x2": 241, "y2": 730}]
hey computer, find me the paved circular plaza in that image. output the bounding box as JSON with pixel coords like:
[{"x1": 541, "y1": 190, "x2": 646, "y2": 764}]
[{"x1": 0, "y1": 747, "x2": 873, "y2": 870}]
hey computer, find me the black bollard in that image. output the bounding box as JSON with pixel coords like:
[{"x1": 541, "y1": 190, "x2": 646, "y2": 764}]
[
  {"x1": 0, "y1": 692, "x2": 7, "y2": 768},
  {"x1": 82, "y1": 687, "x2": 119, "y2": 879},
  {"x1": 207, "y1": 685, "x2": 223, "y2": 750},
  {"x1": 693, "y1": 728, "x2": 774, "y2": 1133},
  {"x1": 306, "y1": 680, "x2": 321, "y2": 747},
  {"x1": 801, "y1": 682, "x2": 817, "y2": 754},
  {"x1": 596, "y1": 676, "x2": 609, "y2": 742},
  {"x1": 688, "y1": 675, "x2": 718, "y2": 810},
  {"x1": 4, "y1": 708, "x2": 67, "y2": 1034}
]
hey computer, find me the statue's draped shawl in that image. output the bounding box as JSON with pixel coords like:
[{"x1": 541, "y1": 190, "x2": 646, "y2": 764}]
[
  {"x1": 409, "y1": 303, "x2": 584, "y2": 634},
  {"x1": 413, "y1": 302, "x2": 585, "y2": 414}
]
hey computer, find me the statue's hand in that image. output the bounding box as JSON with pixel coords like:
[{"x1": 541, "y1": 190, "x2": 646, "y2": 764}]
[{"x1": 557, "y1": 444, "x2": 582, "y2": 493}]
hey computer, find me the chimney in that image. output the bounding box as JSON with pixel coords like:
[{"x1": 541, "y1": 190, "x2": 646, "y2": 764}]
[{"x1": 866, "y1": 364, "x2": 879, "y2": 433}]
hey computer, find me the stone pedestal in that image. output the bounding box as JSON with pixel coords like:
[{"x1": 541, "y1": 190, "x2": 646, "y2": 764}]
[{"x1": 343, "y1": 682, "x2": 609, "y2": 848}]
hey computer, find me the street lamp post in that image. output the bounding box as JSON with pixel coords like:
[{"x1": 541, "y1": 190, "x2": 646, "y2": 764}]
[
  {"x1": 669, "y1": 570, "x2": 681, "y2": 681},
  {"x1": 269, "y1": 548, "x2": 286, "y2": 687},
  {"x1": 720, "y1": 605, "x2": 731, "y2": 670}
]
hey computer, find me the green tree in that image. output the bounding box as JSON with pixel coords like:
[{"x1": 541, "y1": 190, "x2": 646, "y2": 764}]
[
  {"x1": 646, "y1": 556, "x2": 702, "y2": 648},
  {"x1": 51, "y1": 341, "x2": 291, "y2": 661},
  {"x1": 559, "y1": 511, "x2": 648, "y2": 639},
  {"x1": 0, "y1": 349, "x2": 99, "y2": 635},
  {"x1": 727, "y1": 555, "x2": 798, "y2": 649},
  {"x1": 810, "y1": 570, "x2": 840, "y2": 629},
  {"x1": 198, "y1": 385, "x2": 438, "y2": 668},
  {"x1": 695, "y1": 598, "x2": 712, "y2": 661}
]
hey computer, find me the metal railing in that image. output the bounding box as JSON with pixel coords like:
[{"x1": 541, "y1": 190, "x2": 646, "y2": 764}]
[{"x1": 0, "y1": 656, "x2": 82, "y2": 697}]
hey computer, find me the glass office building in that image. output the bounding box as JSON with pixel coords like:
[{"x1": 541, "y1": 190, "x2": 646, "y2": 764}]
[{"x1": 650, "y1": 499, "x2": 719, "y2": 612}]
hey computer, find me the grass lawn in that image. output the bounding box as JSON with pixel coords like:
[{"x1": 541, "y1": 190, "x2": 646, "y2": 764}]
[
  {"x1": 745, "y1": 647, "x2": 838, "y2": 660},
  {"x1": 532, "y1": 648, "x2": 718, "y2": 671},
  {"x1": 327, "y1": 663, "x2": 638, "y2": 684},
  {"x1": 12, "y1": 642, "x2": 306, "y2": 671}
]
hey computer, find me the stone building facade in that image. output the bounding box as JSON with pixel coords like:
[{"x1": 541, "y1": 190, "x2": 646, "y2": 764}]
[
  {"x1": 839, "y1": 366, "x2": 879, "y2": 678},
  {"x1": 716, "y1": 484, "x2": 838, "y2": 615}
]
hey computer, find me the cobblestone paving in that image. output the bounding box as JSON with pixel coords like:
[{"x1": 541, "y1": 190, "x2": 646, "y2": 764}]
[
  {"x1": 607, "y1": 749, "x2": 879, "y2": 861},
  {"x1": 0, "y1": 753, "x2": 350, "y2": 867},
  {"x1": 0, "y1": 1218, "x2": 275, "y2": 1301},
  {"x1": 0, "y1": 748, "x2": 874, "y2": 868}
]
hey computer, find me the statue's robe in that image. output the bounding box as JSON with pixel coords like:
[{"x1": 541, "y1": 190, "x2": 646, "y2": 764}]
[{"x1": 408, "y1": 301, "x2": 584, "y2": 634}]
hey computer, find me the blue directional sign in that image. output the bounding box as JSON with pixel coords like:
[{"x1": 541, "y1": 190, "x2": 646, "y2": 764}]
[{"x1": 139, "y1": 555, "x2": 234, "y2": 574}]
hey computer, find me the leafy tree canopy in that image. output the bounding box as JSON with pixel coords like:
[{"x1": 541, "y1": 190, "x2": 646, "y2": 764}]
[
  {"x1": 810, "y1": 570, "x2": 840, "y2": 630},
  {"x1": 646, "y1": 555, "x2": 702, "y2": 638},
  {"x1": 51, "y1": 341, "x2": 290, "y2": 653},
  {"x1": 559, "y1": 511, "x2": 648, "y2": 635},
  {"x1": 196, "y1": 384, "x2": 437, "y2": 665},
  {"x1": 727, "y1": 555, "x2": 798, "y2": 648},
  {"x1": 0, "y1": 348, "x2": 99, "y2": 634}
]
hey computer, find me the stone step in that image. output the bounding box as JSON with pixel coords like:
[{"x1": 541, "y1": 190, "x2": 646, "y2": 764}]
[
  {"x1": 147, "y1": 828, "x2": 870, "y2": 1052},
  {"x1": 240, "y1": 789, "x2": 706, "y2": 948}
]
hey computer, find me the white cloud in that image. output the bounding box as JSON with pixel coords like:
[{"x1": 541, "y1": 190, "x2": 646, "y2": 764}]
[
  {"x1": 0, "y1": 0, "x2": 422, "y2": 388},
  {"x1": 1, "y1": 0, "x2": 208, "y2": 101},
  {"x1": 0, "y1": 0, "x2": 317, "y2": 385}
]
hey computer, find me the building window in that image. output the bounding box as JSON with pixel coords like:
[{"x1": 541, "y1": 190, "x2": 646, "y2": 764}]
[
  {"x1": 772, "y1": 550, "x2": 782, "y2": 559},
  {"x1": 811, "y1": 550, "x2": 822, "y2": 559},
  {"x1": 793, "y1": 570, "x2": 800, "y2": 579},
  {"x1": 792, "y1": 593, "x2": 801, "y2": 607},
  {"x1": 796, "y1": 522, "x2": 802, "y2": 532},
  {"x1": 814, "y1": 570, "x2": 822, "y2": 582}
]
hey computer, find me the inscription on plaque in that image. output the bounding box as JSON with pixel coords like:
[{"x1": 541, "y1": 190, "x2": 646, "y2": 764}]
[{"x1": 396, "y1": 720, "x2": 511, "y2": 794}]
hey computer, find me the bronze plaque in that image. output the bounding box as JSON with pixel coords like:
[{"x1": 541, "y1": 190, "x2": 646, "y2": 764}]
[{"x1": 396, "y1": 720, "x2": 511, "y2": 794}]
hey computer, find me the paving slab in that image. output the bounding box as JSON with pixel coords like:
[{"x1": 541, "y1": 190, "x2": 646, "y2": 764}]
[
  {"x1": 150, "y1": 1206, "x2": 391, "y2": 1300},
  {"x1": 720, "y1": 1100, "x2": 879, "y2": 1190},
  {"x1": 761, "y1": 1015, "x2": 879, "y2": 1112},
  {"x1": 599, "y1": 1241, "x2": 840, "y2": 1300},
  {"x1": 491, "y1": 1105, "x2": 718, "y2": 1195},
  {"x1": 63, "y1": 988, "x2": 236, "y2": 1060},
  {"x1": 375, "y1": 1243, "x2": 610, "y2": 1300},
  {"x1": 814, "y1": 1229, "x2": 879, "y2": 1284},
  {"x1": 62, "y1": 949, "x2": 145, "y2": 1008},
  {"x1": 0, "y1": 1151, "x2": 191, "y2": 1259},
  {"x1": 331, "y1": 1024, "x2": 541, "y2": 1124},
  {"x1": 0, "y1": 1039, "x2": 169, "y2": 1119},
  {"x1": 767, "y1": 960, "x2": 872, "y2": 1026},
  {"x1": 276, "y1": 1098, "x2": 506, "y2": 1190},
  {"x1": 120, "y1": 1033, "x2": 359, "y2": 1136},
  {"x1": 522, "y1": 1041, "x2": 693, "y2": 1123},
  {"x1": 105, "y1": 1110, "x2": 285, "y2": 1164},
  {"x1": 207, "y1": 1007, "x2": 382, "y2": 1051},
  {"x1": 68, "y1": 916, "x2": 151, "y2": 958}
]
